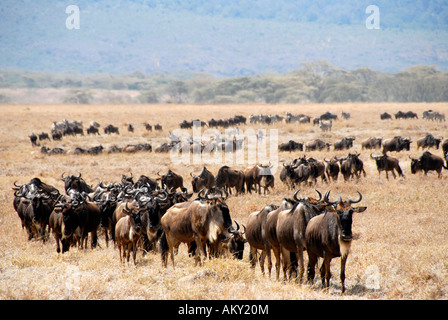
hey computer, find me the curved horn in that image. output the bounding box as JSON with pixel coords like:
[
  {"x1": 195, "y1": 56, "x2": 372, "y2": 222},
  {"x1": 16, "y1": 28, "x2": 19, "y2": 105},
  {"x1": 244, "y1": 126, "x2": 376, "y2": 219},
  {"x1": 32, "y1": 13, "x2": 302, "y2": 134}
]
[
  {"x1": 293, "y1": 189, "x2": 301, "y2": 202},
  {"x1": 125, "y1": 201, "x2": 131, "y2": 212},
  {"x1": 348, "y1": 191, "x2": 363, "y2": 204},
  {"x1": 314, "y1": 189, "x2": 322, "y2": 202},
  {"x1": 61, "y1": 172, "x2": 67, "y2": 180},
  {"x1": 234, "y1": 220, "x2": 240, "y2": 231},
  {"x1": 77, "y1": 172, "x2": 82, "y2": 179},
  {"x1": 198, "y1": 188, "x2": 206, "y2": 200},
  {"x1": 323, "y1": 190, "x2": 339, "y2": 205}
]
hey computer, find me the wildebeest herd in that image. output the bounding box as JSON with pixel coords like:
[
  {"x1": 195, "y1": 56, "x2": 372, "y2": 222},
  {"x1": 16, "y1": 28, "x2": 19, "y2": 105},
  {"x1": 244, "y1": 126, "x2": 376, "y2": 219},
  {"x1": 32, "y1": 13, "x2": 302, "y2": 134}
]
[{"x1": 14, "y1": 107, "x2": 448, "y2": 295}]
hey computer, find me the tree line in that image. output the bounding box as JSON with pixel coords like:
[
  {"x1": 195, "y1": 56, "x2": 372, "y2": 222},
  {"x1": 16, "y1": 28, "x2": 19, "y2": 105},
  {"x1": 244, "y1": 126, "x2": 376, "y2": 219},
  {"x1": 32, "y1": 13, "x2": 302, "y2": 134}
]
[{"x1": 1, "y1": 62, "x2": 447, "y2": 104}]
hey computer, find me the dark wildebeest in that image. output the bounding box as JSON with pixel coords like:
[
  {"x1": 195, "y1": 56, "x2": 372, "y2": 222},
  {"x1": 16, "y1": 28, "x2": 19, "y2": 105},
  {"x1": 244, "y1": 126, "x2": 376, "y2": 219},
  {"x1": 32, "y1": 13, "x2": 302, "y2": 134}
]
[
  {"x1": 443, "y1": 139, "x2": 448, "y2": 158},
  {"x1": 324, "y1": 157, "x2": 340, "y2": 182},
  {"x1": 144, "y1": 123, "x2": 152, "y2": 131},
  {"x1": 160, "y1": 189, "x2": 237, "y2": 267},
  {"x1": 154, "y1": 124, "x2": 163, "y2": 131},
  {"x1": 361, "y1": 137, "x2": 382, "y2": 150},
  {"x1": 134, "y1": 174, "x2": 159, "y2": 191},
  {"x1": 416, "y1": 134, "x2": 442, "y2": 150},
  {"x1": 380, "y1": 112, "x2": 392, "y2": 120},
  {"x1": 276, "y1": 190, "x2": 333, "y2": 282},
  {"x1": 305, "y1": 139, "x2": 331, "y2": 152},
  {"x1": 29, "y1": 133, "x2": 39, "y2": 146},
  {"x1": 54, "y1": 191, "x2": 101, "y2": 253},
  {"x1": 409, "y1": 151, "x2": 448, "y2": 178},
  {"x1": 87, "y1": 125, "x2": 100, "y2": 135},
  {"x1": 127, "y1": 124, "x2": 134, "y2": 132},
  {"x1": 338, "y1": 153, "x2": 366, "y2": 182},
  {"x1": 104, "y1": 124, "x2": 120, "y2": 134},
  {"x1": 215, "y1": 166, "x2": 245, "y2": 195},
  {"x1": 283, "y1": 161, "x2": 311, "y2": 188},
  {"x1": 334, "y1": 137, "x2": 355, "y2": 150},
  {"x1": 370, "y1": 153, "x2": 404, "y2": 180},
  {"x1": 278, "y1": 140, "x2": 303, "y2": 152},
  {"x1": 190, "y1": 167, "x2": 215, "y2": 193},
  {"x1": 180, "y1": 120, "x2": 193, "y2": 129},
  {"x1": 382, "y1": 136, "x2": 412, "y2": 154},
  {"x1": 157, "y1": 169, "x2": 187, "y2": 192},
  {"x1": 305, "y1": 191, "x2": 367, "y2": 294},
  {"x1": 61, "y1": 172, "x2": 93, "y2": 194},
  {"x1": 115, "y1": 202, "x2": 144, "y2": 265},
  {"x1": 246, "y1": 204, "x2": 279, "y2": 275},
  {"x1": 38, "y1": 132, "x2": 50, "y2": 141}
]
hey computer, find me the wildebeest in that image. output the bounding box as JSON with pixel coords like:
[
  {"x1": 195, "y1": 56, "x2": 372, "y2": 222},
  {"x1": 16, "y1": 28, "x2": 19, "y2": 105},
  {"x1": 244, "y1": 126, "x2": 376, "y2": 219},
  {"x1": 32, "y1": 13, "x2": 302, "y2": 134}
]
[
  {"x1": 190, "y1": 167, "x2": 215, "y2": 193},
  {"x1": 41, "y1": 146, "x2": 66, "y2": 155},
  {"x1": 154, "y1": 124, "x2": 163, "y2": 131},
  {"x1": 409, "y1": 151, "x2": 448, "y2": 178},
  {"x1": 87, "y1": 125, "x2": 100, "y2": 135},
  {"x1": 157, "y1": 169, "x2": 187, "y2": 192},
  {"x1": 334, "y1": 137, "x2": 355, "y2": 150},
  {"x1": 305, "y1": 191, "x2": 367, "y2": 293},
  {"x1": 246, "y1": 204, "x2": 279, "y2": 275},
  {"x1": 160, "y1": 189, "x2": 237, "y2": 267},
  {"x1": 282, "y1": 160, "x2": 311, "y2": 188},
  {"x1": 370, "y1": 153, "x2": 404, "y2": 180},
  {"x1": 278, "y1": 140, "x2": 303, "y2": 152},
  {"x1": 338, "y1": 153, "x2": 366, "y2": 181},
  {"x1": 115, "y1": 202, "x2": 144, "y2": 265},
  {"x1": 276, "y1": 190, "x2": 332, "y2": 282},
  {"x1": 53, "y1": 191, "x2": 101, "y2": 253},
  {"x1": 395, "y1": 110, "x2": 418, "y2": 119},
  {"x1": 104, "y1": 124, "x2": 120, "y2": 134},
  {"x1": 305, "y1": 139, "x2": 331, "y2": 152},
  {"x1": 324, "y1": 157, "x2": 340, "y2": 182},
  {"x1": 215, "y1": 166, "x2": 245, "y2": 195},
  {"x1": 29, "y1": 133, "x2": 39, "y2": 146},
  {"x1": 61, "y1": 172, "x2": 93, "y2": 194},
  {"x1": 38, "y1": 132, "x2": 50, "y2": 141},
  {"x1": 443, "y1": 139, "x2": 448, "y2": 158},
  {"x1": 380, "y1": 112, "x2": 392, "y2": 120},
  {"x1": 382, "y1": 136, "x2": 412, "y2": 154},
  {"x1": 416, "y1": 134, "x2": 442, "y2": 150},
  {"x1": 361, "y1": 137, "x2": 382, "y2": 150}
]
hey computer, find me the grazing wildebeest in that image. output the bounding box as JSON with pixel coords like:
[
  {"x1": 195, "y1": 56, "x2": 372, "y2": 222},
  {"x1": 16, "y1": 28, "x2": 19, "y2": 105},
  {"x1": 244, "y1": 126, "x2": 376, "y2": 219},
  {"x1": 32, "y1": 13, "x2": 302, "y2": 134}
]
[
  {"x1": 154, "y1": 124, "x2": 163, "y2": 131},
  {"x1": 380, "y1": 112, "x2": 392, "y2": 120},
  {"x1": 115, "y1": 202, "x2": 144, "y2": 265},
  {"x1": 370, "y1": 153, "x2": 404, "y2": 180},
  {"x1": 409, "y1": 151, "x2": 448, "y2": 178},
  {"x1": 87, "y1": 125, "x2": 100, "y2": 135},
  {"x1": 305, "y1": 139, "x2": 331, "y2": 152},
  {"x1": 278, "y1": 140, "x2": 303, "y2": 152},
  {"x1": 157, "y1": 169, "x2": 187, "y2": 192},
  {"x1": 276, "y1": 190, "x2": 333, "y2": 282},
  {"x1": 160, "y1": 189, "x2": 237, "y2": 267},
  {"x1": 104, "y1": 124, "x2": 120, "y2": 134},
  {"x1": 361, "y1": 137, "x2": 382, "y2": 150},
  {"x1": 416, "y1": 134, "x2": 442, "y2": 150},
  {"x1": 382, "y1": 136, "x2": 412, "y2": 154},
  {"x1": 324, "y1": 157, "x2": 340, "y2": 182},
  {"x1": 144, "y1": 123, "x2": 152, "y2": 131},
  {"x1": 215, "y1": 166, "x2": 245, "y2": 195},
  {"x1": 305, "y1": 191, "x2": 367, "y2": 293},
  {"x1": 190, "y1": 167, "x2": 215, "y2": 193},
  {"x1": 334, "y1": 137, "x2": 355, "y2": 150},
  {"x1": 38, "y1": 132, "x2": 50, "y2": 141}
]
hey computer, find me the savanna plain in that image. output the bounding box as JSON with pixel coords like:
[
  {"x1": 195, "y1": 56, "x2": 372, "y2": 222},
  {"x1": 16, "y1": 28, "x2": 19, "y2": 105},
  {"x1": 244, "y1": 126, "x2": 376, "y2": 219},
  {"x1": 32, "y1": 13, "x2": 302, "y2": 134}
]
[{"x1": 0, "y1": 102, "x2": 447, "y2": 300}]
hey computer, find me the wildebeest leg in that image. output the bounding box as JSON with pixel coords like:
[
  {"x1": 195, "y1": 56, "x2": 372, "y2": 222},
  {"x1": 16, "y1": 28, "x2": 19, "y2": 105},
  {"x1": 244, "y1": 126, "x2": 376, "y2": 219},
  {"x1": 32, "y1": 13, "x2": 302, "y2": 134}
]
[
  {"x1": 296, "y1": 245, "x2": 305, "y2": 283},
  {"x1": 132, "y1": 243, "x2": 138, "y2": 265},
  {"x1": 91, "y1": 231, "x2": 98, "y2": 249},
  {"x1": 271, "y1": 245, "x2": 281, "y2": 281},
  {"x1": 322, "y1": 255, "x2": 332, "y2": 290},
  {"x1": 307, "y1": 252, "x2": 318, "y2": 284},
  {"x1": 249, "y1": 246, "x2": 258, "y2": 269},
  {"x1": 340, "y1": 255, "x2": 348, "y2": 294},
  {"x1": 117, "y1": 241, "x2": 123, "y2": 263},
  {"x1": 391, "y1": 170, "x2": 396, "y2": 179},
  {"x1": 259, "y1": 250, "x2": 266, "y2": 275},
  {"x1": 126, "y1": 243, "x2": 131, "y2": 264}
]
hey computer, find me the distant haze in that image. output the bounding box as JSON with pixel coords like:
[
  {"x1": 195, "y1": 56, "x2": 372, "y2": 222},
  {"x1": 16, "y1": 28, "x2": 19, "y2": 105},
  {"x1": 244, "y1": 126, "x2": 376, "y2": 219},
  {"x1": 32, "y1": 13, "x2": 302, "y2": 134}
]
[{"x1": 0, "y1": 0, "x2": 447, "y2": 76}]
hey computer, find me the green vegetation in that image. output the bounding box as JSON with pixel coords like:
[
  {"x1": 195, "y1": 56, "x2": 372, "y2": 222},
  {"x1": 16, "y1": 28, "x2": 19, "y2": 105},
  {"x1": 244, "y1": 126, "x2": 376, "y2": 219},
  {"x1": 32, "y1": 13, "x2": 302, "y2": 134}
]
[{"x1": 1, "y1": 62, "x2": 447, "y2": 103}]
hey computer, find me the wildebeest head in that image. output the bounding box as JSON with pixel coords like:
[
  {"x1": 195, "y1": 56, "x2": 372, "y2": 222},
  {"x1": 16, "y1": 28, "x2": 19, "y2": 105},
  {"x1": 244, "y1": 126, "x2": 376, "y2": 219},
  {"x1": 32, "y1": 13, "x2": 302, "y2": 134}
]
[
  {"x1": 61, "y1": 172, "x2": 93, "y2": 194},
  {"x1": 123, "y1": 202, "x2": 143, "y2": 234},
  {"x1": 325, "y1": 191, "x2": 367, "y2": 241}
]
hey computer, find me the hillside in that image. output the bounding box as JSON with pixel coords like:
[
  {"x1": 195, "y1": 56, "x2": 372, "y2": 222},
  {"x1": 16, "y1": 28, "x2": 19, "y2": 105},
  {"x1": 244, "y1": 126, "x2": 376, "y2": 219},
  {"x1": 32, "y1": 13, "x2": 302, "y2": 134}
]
[{"x1": 0, "y1": 0, "x2": 447, "y2": 76}]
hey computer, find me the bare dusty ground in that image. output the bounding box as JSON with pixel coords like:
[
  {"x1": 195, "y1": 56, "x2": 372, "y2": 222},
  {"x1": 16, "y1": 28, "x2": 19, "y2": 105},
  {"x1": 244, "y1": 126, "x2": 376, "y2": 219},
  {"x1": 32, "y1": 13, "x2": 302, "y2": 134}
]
[{"x1": 0, "y1": 102, "x2": 447, "y2": 300}]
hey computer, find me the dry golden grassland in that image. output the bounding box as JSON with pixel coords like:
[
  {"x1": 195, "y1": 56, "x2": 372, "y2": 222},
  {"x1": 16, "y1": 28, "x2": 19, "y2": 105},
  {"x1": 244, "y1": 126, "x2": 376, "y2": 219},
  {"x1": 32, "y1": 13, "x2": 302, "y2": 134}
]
[{"x1": 0, "y1": 102, "x2": 447, "y2": 300}]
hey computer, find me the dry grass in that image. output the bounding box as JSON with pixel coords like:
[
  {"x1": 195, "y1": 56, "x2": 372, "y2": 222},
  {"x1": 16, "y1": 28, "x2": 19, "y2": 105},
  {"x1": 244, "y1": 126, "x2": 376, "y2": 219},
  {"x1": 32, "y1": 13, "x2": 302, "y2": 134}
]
[{"x1": 1, "y1": 102, "x2": 448, "y2": 300}]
